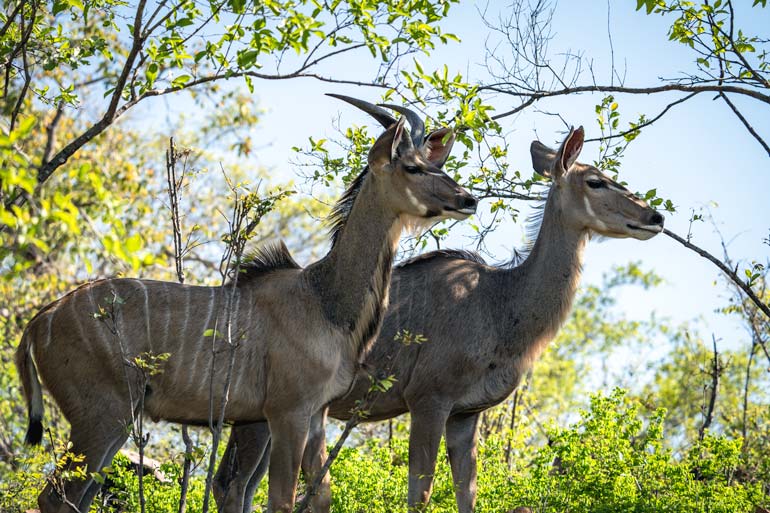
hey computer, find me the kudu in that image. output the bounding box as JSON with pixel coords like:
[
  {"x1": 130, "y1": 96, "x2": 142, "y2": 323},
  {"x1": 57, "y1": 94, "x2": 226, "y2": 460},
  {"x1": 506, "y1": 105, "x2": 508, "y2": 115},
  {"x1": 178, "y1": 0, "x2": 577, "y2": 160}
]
[
  {"x1": 15, "y1": 96, "x2": 477, "y2": 513},
  {"x1": 214, "y1": 123, "x2": 665, "y2": 513}
]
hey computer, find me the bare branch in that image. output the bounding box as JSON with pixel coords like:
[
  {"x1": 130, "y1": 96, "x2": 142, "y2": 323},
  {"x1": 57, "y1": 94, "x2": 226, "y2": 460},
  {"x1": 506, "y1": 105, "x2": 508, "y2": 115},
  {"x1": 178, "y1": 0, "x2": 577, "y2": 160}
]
[
  {"x1": 8, "y1": 0, "x2": 36, "y2": 132},
  {"x1": 483, "y1": 83, "x2": 770, "y2": 120},
  {"x1": 35, "y1": 0, "x2": 149, "y2": 186},
  {"x1": 33, "y1": 64, "x2": 390, "y2": 192},
  {"x1": 42, "y1": 103, "x2": 65, "y2": 166},
  {"x1": 698, "y1": 335, "x2": 723, "y2": 441},
  {"x1": 719, "y1": 92, "x2": 770, "y2": 156},
  {"x1": 663, "y1": 228, "x2": 770, "y2": 321},
  {"x1": 584, "y1": 92, "x2": 699, "y2": 143}
]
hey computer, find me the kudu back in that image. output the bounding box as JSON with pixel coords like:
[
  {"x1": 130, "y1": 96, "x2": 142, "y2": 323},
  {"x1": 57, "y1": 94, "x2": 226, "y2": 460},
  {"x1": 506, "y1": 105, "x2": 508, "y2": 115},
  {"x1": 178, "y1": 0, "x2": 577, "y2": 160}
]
[
  {"x1": 15, "y1": 96, "x2": 476, "y2": 513},
  {"x1": 214, "y1": 126, "x2": 664, "y2": 513}
]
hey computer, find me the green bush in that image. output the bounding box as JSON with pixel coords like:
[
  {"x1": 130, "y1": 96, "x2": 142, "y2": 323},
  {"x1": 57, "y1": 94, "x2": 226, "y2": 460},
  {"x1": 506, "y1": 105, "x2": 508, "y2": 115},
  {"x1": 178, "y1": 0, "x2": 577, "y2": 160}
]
[{"x1": 5, "y1": 389, "x2": 766, "y2": 512}]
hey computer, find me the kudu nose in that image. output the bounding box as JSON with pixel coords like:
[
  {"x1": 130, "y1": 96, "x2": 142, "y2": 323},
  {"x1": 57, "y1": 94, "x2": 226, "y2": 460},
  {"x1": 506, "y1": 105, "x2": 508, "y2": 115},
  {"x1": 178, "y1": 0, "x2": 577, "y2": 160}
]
[
  {"x1": 650, "y1": 212, "x2": 664, "y2": 226},
  {"x1": 458, "y1": 193, "x2": 478, "y2": 213}
]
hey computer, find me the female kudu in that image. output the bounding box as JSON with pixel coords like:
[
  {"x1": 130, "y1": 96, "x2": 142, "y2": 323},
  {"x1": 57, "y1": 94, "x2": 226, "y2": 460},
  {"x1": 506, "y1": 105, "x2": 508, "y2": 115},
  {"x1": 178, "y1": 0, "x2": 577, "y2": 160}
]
[
  {"x1": 215, "y1": 122, "x2": 664, "y2": 513},
  {"x1": 15, "y1": 97, "x2": 477, "y2": 513}
]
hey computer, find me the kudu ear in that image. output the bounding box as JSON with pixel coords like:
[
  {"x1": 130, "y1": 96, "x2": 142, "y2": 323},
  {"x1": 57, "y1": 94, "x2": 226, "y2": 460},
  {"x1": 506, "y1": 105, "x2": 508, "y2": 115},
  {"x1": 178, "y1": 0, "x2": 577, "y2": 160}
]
[
  {"x1": 422, "y1": 128, "x2": 455, "y2": 168},
  {"x1": 530, "y1": 126, "x2": 585, "y2": 180},
  {"x1": 368, "y1": 117, "x2": 411, "y2": 172},
  {"x1": 530, "y1": 140, "x2": 557, "y2": 179},
  {"x1": 556, "y1": 126, "x2": 584, "y2": 177},
  {"x1": 390, "y1": 116, "x2": 413, "y2": 161}
]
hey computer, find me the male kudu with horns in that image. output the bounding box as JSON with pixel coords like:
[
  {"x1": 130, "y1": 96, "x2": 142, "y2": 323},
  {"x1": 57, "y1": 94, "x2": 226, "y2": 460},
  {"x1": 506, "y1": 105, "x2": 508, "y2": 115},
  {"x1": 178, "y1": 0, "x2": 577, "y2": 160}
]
[
  {"x1": 214, "y1": 123, "x2": 665, "y2": 513},
  {"x1": 15, "y1": 95, "x2": 477, "y2": 513}
]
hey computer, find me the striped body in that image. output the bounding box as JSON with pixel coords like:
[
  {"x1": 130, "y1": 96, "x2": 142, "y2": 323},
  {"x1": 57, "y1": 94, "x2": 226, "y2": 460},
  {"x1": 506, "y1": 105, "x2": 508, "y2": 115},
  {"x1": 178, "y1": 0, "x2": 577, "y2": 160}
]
[{"x1": 24, "y1": 274, "x2": 356, "y2": 427}]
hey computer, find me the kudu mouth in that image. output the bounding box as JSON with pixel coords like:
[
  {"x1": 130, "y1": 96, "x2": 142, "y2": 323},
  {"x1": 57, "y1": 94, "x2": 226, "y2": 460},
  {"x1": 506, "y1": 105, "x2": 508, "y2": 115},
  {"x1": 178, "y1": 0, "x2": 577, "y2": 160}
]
[{"x1": 446, "y1": 197, "x2": 478, "y2": 217}]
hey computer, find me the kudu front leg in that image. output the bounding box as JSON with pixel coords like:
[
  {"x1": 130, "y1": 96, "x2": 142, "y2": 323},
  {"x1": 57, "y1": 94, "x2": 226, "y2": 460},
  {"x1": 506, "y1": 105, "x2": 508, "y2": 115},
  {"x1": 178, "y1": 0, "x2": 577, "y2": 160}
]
[
  {"x1": 214, "y1": 421, "x2": 271, "y2": 513},
  {"x1": 300, "y1": 407, "x2": 331, "y2": 513},
  {"x1": 266, "y1": 410, "x2": 312, "y2": 513},
  {"x1": 445, "y1": 412, "x2": 481, "y2": 513},
  {"x1": 407, "y1": 407, "x2": 451, "y2": 512}
]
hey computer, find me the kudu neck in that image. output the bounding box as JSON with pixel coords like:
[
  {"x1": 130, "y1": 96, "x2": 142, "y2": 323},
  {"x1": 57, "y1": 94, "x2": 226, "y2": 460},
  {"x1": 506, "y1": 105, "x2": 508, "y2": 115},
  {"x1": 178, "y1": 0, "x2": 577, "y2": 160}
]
[
  {"x1": 505, "y1": 187, "x2": 588, "y2": 340},
  {"x1": 307, "y1": 173, "x2": 402, "y2": 354}
]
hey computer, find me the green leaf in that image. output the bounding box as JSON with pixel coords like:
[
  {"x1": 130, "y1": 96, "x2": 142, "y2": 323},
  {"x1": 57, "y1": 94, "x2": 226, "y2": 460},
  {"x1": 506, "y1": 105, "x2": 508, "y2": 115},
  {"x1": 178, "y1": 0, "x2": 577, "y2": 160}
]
[
  {"x1": 172, "y1": 75, "x2": 192, "y2": 88},
  {"x1": 52, "y1": 0, "x2": 69, "y2": 15},
  {"x1": 237, "y1": 49, "x2": 259, "y2": 68},
  {"x1": 145, "y1": 62, "x2": 159, "y2": 86}
]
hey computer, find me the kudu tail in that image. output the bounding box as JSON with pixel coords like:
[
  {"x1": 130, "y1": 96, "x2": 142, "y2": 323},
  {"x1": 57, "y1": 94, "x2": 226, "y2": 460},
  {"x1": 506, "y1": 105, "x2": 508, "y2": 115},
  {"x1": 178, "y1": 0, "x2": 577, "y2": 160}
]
[{"x1": 15, "y1": 332, "x2": 44, "y2": 445}]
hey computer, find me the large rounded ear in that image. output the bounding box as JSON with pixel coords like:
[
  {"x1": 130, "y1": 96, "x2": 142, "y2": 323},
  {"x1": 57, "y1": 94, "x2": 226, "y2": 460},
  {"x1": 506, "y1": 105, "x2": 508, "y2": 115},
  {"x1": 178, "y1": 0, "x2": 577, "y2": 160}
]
[
  {"x1": 368, "y1": 117, "x2": 411, "y2": 172},
  {"x1": 530, "y1": 140, "x2": 557, "y2": 179},
  {"x1": 530, "y1": 126, "x2": 585, "y2": 180},
  {"x1": 390, "y1": 116, "x2": 413, "y2": 161},
  {"x1": 422, "y1": 128, "x2": 455, "y2": 168},
  {"x1": 556, "y1": 126, "x2": 584, "y2": 177}
]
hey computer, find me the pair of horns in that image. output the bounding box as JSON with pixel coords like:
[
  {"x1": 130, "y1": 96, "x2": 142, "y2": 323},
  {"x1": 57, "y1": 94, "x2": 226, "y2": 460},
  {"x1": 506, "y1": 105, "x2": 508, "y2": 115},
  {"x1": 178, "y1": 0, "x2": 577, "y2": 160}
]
[{"x1": 326, "y1": 93, "x2": 426, "y2": 148}]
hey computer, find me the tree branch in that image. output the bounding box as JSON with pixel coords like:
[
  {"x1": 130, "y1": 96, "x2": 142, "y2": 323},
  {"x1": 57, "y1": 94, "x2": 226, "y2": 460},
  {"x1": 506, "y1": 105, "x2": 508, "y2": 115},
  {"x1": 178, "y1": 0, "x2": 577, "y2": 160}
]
[
  {"x1": 584, "y1": 92, "x2": 699, "y2": 143},
  {"x1": 663, "y1": 228, "x2": 770, "y2": 321},
  {"x1": 483, "y1": 83, "x2": 770, "y2": 121},
  {"x1": 698, "y1": 335, "x2": 722, "y2": 441},
  {"x1": 41, "y1": 103, "x2": 65, "y2": 166},
  {"x1": 32, "y1": 59, "x2": 389, "y2": 193},
  {"x1": 719, "y1": 92, "x2": 770, "y2": 156}
]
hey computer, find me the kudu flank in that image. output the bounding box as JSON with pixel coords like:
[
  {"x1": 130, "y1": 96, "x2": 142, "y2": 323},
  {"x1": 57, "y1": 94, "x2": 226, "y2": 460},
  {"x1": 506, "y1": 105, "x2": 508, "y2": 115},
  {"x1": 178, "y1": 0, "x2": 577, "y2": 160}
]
[
  {"x1": 15, "y1": 95, "x2": 476, "y2": 513},
  {"x1": 214, "y1": 125, "x2": 664, "y2": 513}
]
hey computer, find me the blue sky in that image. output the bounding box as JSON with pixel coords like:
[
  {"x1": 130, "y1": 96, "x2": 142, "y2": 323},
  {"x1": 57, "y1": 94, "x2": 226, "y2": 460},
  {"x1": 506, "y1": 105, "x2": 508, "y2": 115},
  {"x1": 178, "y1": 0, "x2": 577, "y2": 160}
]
[{"x1": 145, "y1": 2, "x2": 769, "y2": 358}]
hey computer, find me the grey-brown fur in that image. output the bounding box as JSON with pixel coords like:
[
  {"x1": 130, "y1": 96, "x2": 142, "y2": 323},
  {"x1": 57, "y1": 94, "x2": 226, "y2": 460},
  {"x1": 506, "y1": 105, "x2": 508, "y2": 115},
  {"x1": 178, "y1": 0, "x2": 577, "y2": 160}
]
[
  {"x1": 15, "y1": 107, "x2": 476, "y2": 513},
  {"x1": 213, "y1": 126, "x2": 665, "y2": 513}
]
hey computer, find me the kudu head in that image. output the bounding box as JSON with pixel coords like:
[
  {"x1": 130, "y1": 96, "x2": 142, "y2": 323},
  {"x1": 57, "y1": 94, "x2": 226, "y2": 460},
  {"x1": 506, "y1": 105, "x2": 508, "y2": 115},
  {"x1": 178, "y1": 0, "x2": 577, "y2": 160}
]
[
  {"x1": 328, "y1": 94, "x2": 477, "y2": 221},
  {"x1": 530, "y1": 126, "x2": 664, "y2": 240}
]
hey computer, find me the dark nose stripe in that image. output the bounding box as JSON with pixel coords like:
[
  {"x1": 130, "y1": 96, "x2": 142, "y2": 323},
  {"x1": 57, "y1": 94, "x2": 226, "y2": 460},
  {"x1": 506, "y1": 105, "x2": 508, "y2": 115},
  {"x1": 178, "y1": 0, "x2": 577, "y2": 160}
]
[{"x1": 650, "y1": 212, "x2": 664, "y2": 225}]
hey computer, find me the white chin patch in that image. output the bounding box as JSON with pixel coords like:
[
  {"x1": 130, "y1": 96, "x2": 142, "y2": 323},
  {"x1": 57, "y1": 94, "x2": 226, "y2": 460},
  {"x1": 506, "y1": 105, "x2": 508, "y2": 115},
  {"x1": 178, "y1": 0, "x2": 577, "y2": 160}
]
[
  {"x1": 637, "y1": 224, "x2": 664, "y2": 233},
  {"x1": 405, "y1": 187, "x2": 428, "y2": 215}
]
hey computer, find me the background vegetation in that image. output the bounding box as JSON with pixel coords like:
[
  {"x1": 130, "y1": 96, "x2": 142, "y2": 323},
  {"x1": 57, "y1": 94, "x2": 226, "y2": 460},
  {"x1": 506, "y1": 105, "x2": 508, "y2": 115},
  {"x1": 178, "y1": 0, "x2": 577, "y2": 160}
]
[{"x1": 0, "y1": 0, "x2": 768, "y2": 511}]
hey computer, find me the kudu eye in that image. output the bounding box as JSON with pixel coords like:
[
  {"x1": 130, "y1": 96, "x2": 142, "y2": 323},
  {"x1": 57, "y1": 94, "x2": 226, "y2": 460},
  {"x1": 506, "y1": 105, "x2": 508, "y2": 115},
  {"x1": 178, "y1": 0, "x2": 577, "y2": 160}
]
[
  {"x1": 586, "y1": 179, "x2": 606, "y2": 189},
  {"x1": 404, "y1": 165, "x2": 422, "y2": 175}
]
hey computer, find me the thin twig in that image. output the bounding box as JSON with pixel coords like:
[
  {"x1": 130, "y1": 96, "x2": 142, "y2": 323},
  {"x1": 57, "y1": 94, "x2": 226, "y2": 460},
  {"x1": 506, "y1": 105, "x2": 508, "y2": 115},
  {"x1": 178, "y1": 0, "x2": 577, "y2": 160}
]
[
  {"x1": 663, "y1": 228, "x2": 770, "y2": 321},
  {"x1": 584, "y1": 92, "x2": 699, "y2": 143},
  {"x1": 698, "y1": 335, "x2": 722, "y2": 440},
  {"x1": 719, "y1": 92, "x2": 770, "y2": 156}
]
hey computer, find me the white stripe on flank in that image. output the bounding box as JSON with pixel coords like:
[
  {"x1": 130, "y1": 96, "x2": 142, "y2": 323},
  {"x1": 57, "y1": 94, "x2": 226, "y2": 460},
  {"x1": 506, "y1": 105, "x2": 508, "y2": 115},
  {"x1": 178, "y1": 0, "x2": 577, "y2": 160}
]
[
  {"x1": 193, "y1": 288, "x2": 216, "y2": 371},
  {"x1": 44, "y1": 308, "x2": 54, "y2": 349},
  {"x1": 232, "y1": 289, "x2": 241, "y2": 340},
  {"x1": 181, "y1": 286, "x2": 192, "y2": 389},
  {"x1": 161, "y1": 282, "x2": 171, "y2": 349},
  {"x1": 244, "y1": 288, "x2": 253, "y2": 337},
  {"x1": 135, "y1": 280, "x2": 151, "y2": 347},
  {"x1": 182, "y1": 286, "x2": 190, "y2": 343},
  {"x1": 74, "y1": 287, "x2": 91, "y2": 351},
  {"x1": 85, "y1": 286, "x2": 100, "y2": 352}
]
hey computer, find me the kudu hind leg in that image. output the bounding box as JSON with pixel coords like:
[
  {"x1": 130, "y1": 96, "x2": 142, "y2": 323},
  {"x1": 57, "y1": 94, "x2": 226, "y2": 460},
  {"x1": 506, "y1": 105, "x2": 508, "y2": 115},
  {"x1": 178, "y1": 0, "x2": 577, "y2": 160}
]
[
  {"x1": 38, "y1": 420, "x2": 129, "y2": 513},
  {"x1": 214, "y1": 422, "x2": 272, "y2": 513},
  {"x1": 242, "y1": 439, "x2": 271, "y2": 513},
  {"x1": 300, "y1": 407, "x2": 331, "y2": 513},
  {"x1": 407, "y1": 407, "x2": 451, "y2": 512},
  {"x1": 445, "y1": 412, "x2": 481, "y2": 513}
]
